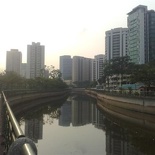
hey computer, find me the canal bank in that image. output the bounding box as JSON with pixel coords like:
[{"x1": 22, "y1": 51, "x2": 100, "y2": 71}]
[
  {"x1": 0, "y1": 89, "x2": 70, "y2": 155},
  {"x1": 85, "y1": 89, "x2": 155, "y2": 115},
  {"x1": 5, "y1": 90, "x2": 70, "y2": 105}
]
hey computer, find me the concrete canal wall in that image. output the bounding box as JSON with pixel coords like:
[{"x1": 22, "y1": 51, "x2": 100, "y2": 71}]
[
  {"x1": 6, "y1": 90, "x2": 70, "y2": 107},
  {"x1": 85, "y1": 89, "x2": 155, "y2": 115},
  {"x1": 11, "y1": 90, "x2": 70, "y2": 115},
  {"x1": 0, "y1": 90, "x2": 70, "y2": 132}
]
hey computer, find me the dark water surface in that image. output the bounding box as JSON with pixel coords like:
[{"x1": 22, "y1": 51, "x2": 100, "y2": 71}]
[{"x1": 17, "y1": 94, "x2": 155, "y2": 155}]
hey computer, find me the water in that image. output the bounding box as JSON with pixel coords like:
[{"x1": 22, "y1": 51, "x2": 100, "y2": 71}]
[{"x1": 17, "y1": 94, "x2": 155, "y2": 155}]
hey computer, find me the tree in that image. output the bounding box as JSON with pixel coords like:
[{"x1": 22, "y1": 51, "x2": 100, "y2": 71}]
[
  {"x1": 0, "y1": 71, "x2": 26, "y2": 90},
  {"x1": 103, "y1": 56, "x2": 134, "y2": 88},
  {"x1": 110, "y1": 56, "x2": 133, "y2": 86},
  {"x1": 103, "y1": 60, "x2": 113, "y2": 89},
  {"x1": 0, "y1": 66, "x2": 68, "y2": 91},
  {"x1": 45, "y1": 65, "x2": 62, "y2": 79},
  {"x1": 130, "y1": 63, "x2": 155, "y2": 90}
]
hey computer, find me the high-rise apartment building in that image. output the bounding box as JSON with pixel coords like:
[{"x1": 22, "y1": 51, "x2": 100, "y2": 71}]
[
  {"x1": 20, "y1": 63, "x2": 27, "y2": 78},
  {"x1": 60, "y1": 55, "x2": 72, "y2": 80},
  {"x1": 26, "y1": 42, "x2": 45, "y2": 79},
  {"x1": 6, "y1": 49, "x2": 22, "y2": 75},
  {"x1": 127, "y1": 5, "x2": 147, "y2": 64},
  {"x1": 105, "y1": 28, "x2": 128, "y2": 88},
  {"x1": 92, "y1": 54, "x2": 105, "y2": 81},
  {"x1": 128, "y1": 5, "x2": 155, "y2": 64},
  {"x1": 147, "y1": 10, "x2": 155, "y2": 62},
  {"x1": 72, "y1": 56, "x2": 92, "y2": 83},
  {"x1": 105, "y1": 28, "x2": 128, "y2": 61}
]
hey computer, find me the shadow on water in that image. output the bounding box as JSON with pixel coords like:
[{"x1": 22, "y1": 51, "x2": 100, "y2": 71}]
[{"x1": 14, "y1": 95, "x2": 69, "y2": 122}]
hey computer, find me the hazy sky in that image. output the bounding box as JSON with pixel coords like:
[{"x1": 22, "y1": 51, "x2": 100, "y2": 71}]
[{"x1": 0, "y1": 0, "x2": 155, "y2": 70}]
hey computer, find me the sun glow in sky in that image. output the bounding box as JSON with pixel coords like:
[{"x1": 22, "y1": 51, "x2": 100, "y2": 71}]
[{"x1": 0, "y1": 0, "x2": 155, "y2": 70}]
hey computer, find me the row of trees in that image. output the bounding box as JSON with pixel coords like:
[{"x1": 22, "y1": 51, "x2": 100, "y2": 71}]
[
  {"x1": 100, "y1": 56, "x2": 155, "y2": 89},
  {"x1": 0, "y1": 65, "x2": 68, "y2": 91}
]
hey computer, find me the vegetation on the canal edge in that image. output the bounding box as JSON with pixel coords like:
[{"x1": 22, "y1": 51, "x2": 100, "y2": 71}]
[
  {"x1": 0, "y1": 65, "x2": 68, "y2": 90},
  {"x1": 72, "y1": 56, "x2": 155, "y2": 89},
  {"x1": 98, "y1": 56, "x2": 155, "y2": 90}
]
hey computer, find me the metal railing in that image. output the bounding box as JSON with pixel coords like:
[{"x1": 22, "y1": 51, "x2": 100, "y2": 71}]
[
  {"x1": 2, "y1": 91, "x2": 37, "y2": 155},
  {"x1": 90, "y1": 88, "x2": 155, "y2": 97}
]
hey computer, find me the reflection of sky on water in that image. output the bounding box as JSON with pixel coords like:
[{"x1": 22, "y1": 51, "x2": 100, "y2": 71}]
[{"x1": 38, "y1": 118, "x2": 106, "y2": 155}]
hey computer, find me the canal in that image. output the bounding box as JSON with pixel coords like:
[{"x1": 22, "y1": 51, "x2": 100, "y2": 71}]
[{"x1": 16, "y1": 94, "x2": 155, "y2": 155}]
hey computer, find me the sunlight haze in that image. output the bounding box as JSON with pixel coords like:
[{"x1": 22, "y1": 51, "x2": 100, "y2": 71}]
[{"x1": 0, "y1": 0, "x2": 155, "y2": 70}]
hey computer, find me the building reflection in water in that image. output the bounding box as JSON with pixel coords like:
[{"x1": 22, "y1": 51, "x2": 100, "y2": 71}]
[
  {"x1": 105, "y1": 120, "x2": 145, "y2": 155},
  {"x1": 71, "y1": 96, "x2": 92, "y2": 126},
  {"x1": 25, "y1": 116, "x2": 43, "y2": 143},
  {"x1": 59, "y1": 96, "x2": 97, "y2": 127},
  {"x1": 59, "y1": 99, "x2": 72, "y2": 127},
  {"x1": 21, "y1": 94, "x2": 155, "y2": 155},
  {"x1": 58, "y1": 95, "x2": 147, "y2": 155}
]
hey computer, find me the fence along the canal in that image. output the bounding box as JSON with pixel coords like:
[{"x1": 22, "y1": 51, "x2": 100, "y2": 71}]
[{"x1": 1, "y1": 91, "x2": 37, "y2": 155}]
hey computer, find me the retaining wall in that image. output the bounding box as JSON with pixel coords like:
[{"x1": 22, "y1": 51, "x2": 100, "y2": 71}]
[
  {"x1": 85, "y1": 89, "x2": 155, "y2": 115},
  {"x1": 6, "y1": 90, "x2": 70, "y2": 106}
]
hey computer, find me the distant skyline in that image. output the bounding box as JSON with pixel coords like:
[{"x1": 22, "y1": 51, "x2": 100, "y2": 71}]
[{"x1": 0, "y1": 0, "x2": 155, "y2": 70}]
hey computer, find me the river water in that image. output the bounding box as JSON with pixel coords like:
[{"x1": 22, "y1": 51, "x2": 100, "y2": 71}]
[{"x1": 17, "y1": 94, "x2": 155, "y2": 155}]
